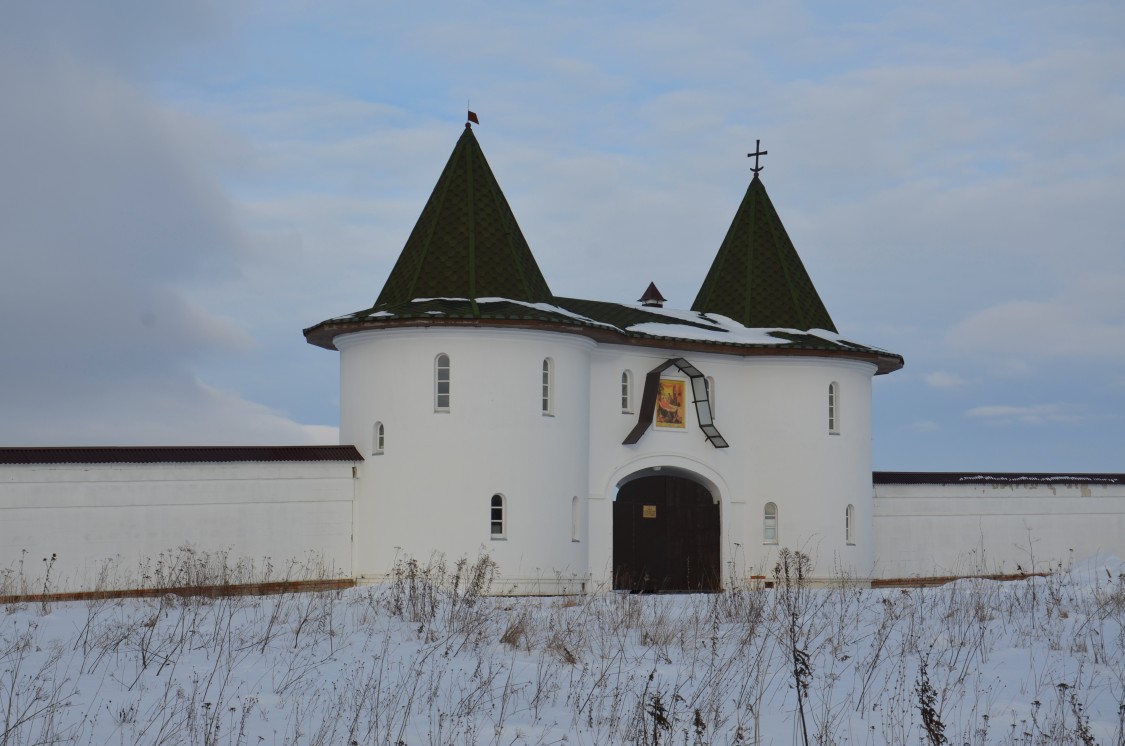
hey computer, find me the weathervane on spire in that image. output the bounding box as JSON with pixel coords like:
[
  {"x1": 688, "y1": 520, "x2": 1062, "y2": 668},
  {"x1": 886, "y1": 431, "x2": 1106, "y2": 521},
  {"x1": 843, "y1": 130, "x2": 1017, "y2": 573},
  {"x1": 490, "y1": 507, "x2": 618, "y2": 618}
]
[
  {"x1": 748, "y1": 139, "x2": 768, "y2": 174},
  {"x1": 466, "y1": 107, "x2": 479, "y2": 128}
]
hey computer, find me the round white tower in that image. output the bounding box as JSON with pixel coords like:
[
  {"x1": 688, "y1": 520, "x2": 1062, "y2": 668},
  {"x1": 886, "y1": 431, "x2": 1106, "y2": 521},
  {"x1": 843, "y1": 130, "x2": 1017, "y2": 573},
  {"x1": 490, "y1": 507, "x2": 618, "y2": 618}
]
[{"x1": 337, "y1": 327, "x2": 593, "y2": 593}]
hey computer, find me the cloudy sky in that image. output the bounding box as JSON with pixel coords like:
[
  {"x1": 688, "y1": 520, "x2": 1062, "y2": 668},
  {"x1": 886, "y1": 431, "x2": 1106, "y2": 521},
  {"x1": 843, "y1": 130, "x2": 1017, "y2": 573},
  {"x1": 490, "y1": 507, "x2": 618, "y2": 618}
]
[{"x1": 1, "y1": 1, "x2": 1122, "y2": 471}]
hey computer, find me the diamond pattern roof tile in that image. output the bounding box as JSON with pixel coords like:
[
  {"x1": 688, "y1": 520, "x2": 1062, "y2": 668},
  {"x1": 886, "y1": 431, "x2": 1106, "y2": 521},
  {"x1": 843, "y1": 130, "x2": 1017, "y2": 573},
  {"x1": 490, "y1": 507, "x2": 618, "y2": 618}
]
[
  {"x1": 373, "y1": 125, "x2": 552, "y2": 311},
  {"x1": 692, "y1": 174, "x2": 836, "y2": 332}
]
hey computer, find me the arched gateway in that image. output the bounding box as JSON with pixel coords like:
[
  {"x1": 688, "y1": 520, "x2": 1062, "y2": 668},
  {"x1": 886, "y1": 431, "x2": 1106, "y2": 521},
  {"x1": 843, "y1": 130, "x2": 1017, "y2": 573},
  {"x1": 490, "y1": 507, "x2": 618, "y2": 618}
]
[{"x1": 613, "y1": 473, "x2": 720, "y2": 592}]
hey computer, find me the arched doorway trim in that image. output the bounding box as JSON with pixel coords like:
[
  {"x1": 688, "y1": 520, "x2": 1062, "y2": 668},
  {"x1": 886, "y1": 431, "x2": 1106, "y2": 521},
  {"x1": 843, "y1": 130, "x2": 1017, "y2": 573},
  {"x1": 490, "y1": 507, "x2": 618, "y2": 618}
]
[{"x1": 602, "y1": 454, "x2": 730, "y2": 505}]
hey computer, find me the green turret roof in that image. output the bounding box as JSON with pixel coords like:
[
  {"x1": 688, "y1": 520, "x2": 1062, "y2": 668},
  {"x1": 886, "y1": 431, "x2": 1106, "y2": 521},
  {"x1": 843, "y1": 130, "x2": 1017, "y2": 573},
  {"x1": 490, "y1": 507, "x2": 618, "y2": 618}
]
[
  {"x1": 373, "y1": 124, "x2": 552, "y2": 312},
  {"x1": 692, "y1": 174, "x2": 837, "y2": 332}
]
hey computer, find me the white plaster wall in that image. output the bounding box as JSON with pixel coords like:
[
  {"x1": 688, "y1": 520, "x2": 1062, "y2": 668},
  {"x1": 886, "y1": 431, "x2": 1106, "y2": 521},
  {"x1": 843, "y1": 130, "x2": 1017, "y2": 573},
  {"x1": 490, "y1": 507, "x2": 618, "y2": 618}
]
[
  {"x1": 873, "y1": 481, "x2": 1125, "y2": 578},
  {"x1": 0, "y1": 461, "x2": 356, "y2": 593},
  {"x1": 587, "y1": 347, "x2": 876, "y2": 587},
  {"x1": 339, "y1": 328, "x2": 593, "y2": 593}
]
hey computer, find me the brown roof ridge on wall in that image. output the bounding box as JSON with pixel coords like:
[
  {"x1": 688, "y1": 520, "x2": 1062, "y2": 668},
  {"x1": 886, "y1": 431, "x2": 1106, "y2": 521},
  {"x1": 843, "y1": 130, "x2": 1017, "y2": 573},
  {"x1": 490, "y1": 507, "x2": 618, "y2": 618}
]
[
  {"x1": 0, "y1": 445, "x2": 364, "y2": 465},
  {"x1": 874, "y1": 470, "x2": 1124, "y2": 485}
]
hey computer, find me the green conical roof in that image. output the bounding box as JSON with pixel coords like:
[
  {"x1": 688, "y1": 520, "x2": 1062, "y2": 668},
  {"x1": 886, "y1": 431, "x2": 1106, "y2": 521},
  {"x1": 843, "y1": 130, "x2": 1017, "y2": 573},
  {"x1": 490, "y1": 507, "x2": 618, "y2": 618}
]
[
  {"x1": 307, "y1": 134, "x2": 902, "y2": 374},
  {"x1": 373, "y1": 125, "x2": 552, "y2": 311},
  {"x1": 691, "y1": 174, "x2": 836, "y2": 332}
]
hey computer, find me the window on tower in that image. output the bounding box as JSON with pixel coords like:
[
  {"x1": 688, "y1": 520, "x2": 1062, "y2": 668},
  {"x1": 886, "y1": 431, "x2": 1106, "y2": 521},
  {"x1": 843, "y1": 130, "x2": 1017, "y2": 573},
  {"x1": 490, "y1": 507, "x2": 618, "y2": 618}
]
[
  {"x1": 764, "y1": 502, "x2": 778, "y2": 544},
  {"x1": 372, "y1": 422, "x2": 384, "y2": 455},
  {"x1": 490, "y1": 494, "x2": 506, "y2": 539},
  {"x1": 828, "y1": 382, "x2": 840, "y2": 434},
  {"x1": 571, "y1": 496, "x2": 580, "y2": 542},
  {"x1": 542, "y1": 358, "x2": 554, "y2": 415},
  {"x1": 435, "y1": 354, "x2": 451, "y2": 411}
]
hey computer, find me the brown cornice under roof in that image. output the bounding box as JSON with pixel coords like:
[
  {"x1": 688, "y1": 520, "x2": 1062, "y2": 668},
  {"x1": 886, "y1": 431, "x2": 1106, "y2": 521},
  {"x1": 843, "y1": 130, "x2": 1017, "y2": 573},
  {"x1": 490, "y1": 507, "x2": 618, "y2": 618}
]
[
  {"x1": 304, "y1": 315, "x2": 904, "y2": 374},
  {"x1": 0, "y1": 445, "x2": 364, "y2": 465},
  {"x1": 874, "y1": 471, "x2": 1123, "y2": 485}
]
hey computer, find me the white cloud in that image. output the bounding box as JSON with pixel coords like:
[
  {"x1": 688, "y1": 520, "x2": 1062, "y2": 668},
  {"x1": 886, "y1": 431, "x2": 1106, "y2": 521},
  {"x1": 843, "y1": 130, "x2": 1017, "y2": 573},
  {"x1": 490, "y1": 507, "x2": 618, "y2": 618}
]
[
  {"x1": 2, "y1": 0, "x2": 1124, "y2": 470},
  {"x1": 946, "y1": 276, "x2": 1125, "y2": 365},
  {"x1": 965, "y1": 403, "x2": 1086, "y2": 426},
  {"x1": 0, "y1": 6, "x2": 333, "y2": 447},
  {"x1": 924, "y1": 371, "x2": 967, "y2": 389},
  {"x1": 0, "y1": 375, "x2": 337, "y2": 447},
  {"x1": 987, "y1": 360, "x2": 1035, "y2": 378}
]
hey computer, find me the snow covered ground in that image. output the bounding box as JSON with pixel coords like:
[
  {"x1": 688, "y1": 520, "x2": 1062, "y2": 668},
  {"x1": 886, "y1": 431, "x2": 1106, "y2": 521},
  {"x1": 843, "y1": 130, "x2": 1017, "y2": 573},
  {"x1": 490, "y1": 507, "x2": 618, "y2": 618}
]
[{"x1": 2, "y1": 551, "x2": 1124, "y2": 745}]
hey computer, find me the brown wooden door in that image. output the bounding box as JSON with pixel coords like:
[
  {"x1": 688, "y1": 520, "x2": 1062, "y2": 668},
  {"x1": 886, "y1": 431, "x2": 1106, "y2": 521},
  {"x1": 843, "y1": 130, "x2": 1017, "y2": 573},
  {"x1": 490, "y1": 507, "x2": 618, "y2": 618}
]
[{"x1": 613, "y1": 475, "x2": 720, "y2": 592}]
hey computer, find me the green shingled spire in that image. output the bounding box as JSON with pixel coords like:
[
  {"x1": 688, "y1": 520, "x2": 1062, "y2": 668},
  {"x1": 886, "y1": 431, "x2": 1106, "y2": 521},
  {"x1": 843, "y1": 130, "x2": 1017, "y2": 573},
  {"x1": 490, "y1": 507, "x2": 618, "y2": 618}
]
[
  {"x1": 374, "y1": 125, "x2": 553, "y2": 312},
  {"x1": 691, "y1": 174, "x2": 836, "y2": 332}
]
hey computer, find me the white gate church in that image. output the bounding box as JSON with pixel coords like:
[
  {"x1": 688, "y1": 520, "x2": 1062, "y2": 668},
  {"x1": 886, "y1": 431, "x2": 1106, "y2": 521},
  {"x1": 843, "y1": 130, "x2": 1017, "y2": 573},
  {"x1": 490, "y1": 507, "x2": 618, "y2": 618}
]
[
  {"x1": 2, "y1": 121, "x2": 1122, "y2": 594},
  {"x1": 302, "y1": 122, "x2": 900, "y2": 593}
]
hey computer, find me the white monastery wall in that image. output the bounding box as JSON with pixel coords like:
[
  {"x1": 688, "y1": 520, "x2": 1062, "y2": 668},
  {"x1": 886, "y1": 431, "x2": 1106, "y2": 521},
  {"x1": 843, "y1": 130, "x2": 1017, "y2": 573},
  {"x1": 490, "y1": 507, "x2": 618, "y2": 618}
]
[
  {"x1": 872, "y1": 480, "x2": 1125, "y2": 578},
  {"x1": 338, "y1": 328, "x2": 593, "y2": 593},
  {"x1": 0, "y1": 461, "x2": 355, "y2": 594},
  {"x1": 587, "y1": 346, "x2": 876, "y2": 586}
]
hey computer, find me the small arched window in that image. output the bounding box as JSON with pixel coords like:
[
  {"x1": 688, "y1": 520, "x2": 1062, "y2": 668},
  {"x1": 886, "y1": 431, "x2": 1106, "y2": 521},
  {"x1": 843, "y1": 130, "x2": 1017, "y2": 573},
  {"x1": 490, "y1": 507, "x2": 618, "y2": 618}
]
[
  {"x1": 435, "y1": 354, "x2": 451, "y2": 411},
  {"x1": 845, "y1": 504, "x2": 855, "y2": 545},
  {"x1": 828, "y1": 382, "x2": 839, "y2": 433},
  {"x1": 571, "y1": 496, "x2": 580, "y2": 542},
  {"x1": 621, "y1": 370, "x2": 633, "y2": 413},
  {"x1": 542, "y1": 358, "x2": 554, "y2": 415},
  {"x1": 764, "y1": 502, "x2": 778, "y2": 544},
  {"x1": 372, "y1": 422, "x2": 385, "y2": 455},
  {"x1": 490, "y1": 494, "x2": 506, "y2": 539}
]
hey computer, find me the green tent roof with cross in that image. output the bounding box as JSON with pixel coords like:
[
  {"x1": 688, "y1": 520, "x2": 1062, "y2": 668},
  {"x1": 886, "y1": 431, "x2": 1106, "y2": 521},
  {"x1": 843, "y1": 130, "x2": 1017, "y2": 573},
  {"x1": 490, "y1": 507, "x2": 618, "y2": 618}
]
[{"x1": 691, "y1": 168, "x2": 837, "y2": 333}]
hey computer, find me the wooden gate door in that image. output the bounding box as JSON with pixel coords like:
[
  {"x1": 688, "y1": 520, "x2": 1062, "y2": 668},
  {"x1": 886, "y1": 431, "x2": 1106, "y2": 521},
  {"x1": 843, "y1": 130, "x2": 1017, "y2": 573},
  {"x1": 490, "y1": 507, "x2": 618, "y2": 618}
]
[{"x1": 613, "y1": 475, "x2": 720, "y2": 592}]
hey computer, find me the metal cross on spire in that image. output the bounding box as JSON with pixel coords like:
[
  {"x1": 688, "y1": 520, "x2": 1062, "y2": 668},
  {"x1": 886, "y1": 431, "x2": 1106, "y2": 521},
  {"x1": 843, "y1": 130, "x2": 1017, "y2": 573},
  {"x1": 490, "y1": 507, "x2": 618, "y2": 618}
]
[{"x1": 748, "y1": 139, "x2": 768, "y2": 174}]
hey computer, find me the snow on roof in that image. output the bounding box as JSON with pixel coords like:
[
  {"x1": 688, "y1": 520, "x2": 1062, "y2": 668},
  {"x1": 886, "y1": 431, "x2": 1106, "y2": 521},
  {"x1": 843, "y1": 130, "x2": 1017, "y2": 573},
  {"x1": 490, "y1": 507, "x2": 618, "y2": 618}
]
[
  {"x1": 306, "y1": 294, "x2": 904, "y2": 374},
  {"x1": 473, "y1": 297, "x2": 618, "y2": 329},
  {"x1": 402, "y1": 295, "x2": 879, "y2": 347},
  {"x1": 958, "y1": 474, "x2": 1121, "y2": 483},
  {"x1": 625, "y1": 322, "x2": 790, "y2": 345}
]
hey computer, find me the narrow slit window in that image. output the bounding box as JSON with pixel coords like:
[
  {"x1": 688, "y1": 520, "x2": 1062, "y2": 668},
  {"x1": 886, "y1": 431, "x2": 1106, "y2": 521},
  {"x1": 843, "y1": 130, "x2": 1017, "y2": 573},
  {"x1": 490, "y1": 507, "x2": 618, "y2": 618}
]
[
  {"x1": 571, "y1": 496, "x2": 580, "y2": 542},
  {"x1": 828, "y1": 382, "x2": 839, "y2": 434},
  {"x1": 705, "y1": 376, "x2": 716, "y2": 420},
  {"x1": 372, "y1": 422, "x2": 384, "y2": 455},
  {"x1": 764, "y1": 502, "x2": 778, "y2": 544},
  {"x1": 845, "y1": 504, "x2": 855, "y2": 544},
  {"x1": 490, "y1": 494, "x2": 506, "y2": 538},
  {"x1": 621, "y1": 370, "x2": 633, "y2": 413},
  {"x1": 435, "y1": 354, "x2": 451, "y2": 411},
  {"x1": 542, "y1": 358, "x2": 553, "y2": 415}
]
